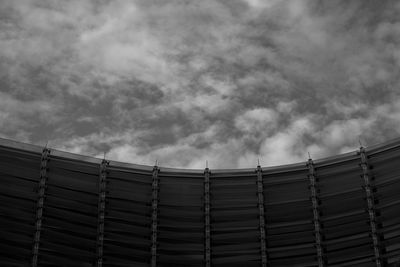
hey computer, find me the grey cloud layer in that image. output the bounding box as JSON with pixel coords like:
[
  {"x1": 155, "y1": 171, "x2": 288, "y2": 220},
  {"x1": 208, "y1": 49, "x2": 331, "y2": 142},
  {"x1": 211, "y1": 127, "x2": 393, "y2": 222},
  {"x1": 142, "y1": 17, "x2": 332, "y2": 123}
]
[{"x1": 1, "y1": 0, "x2": 400, "y2": 168}]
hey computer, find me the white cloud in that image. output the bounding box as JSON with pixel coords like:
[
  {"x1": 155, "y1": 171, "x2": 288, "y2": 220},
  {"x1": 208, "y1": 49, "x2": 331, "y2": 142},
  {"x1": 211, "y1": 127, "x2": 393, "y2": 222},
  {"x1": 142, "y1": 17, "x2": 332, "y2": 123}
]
[
  {"x1": 259, "y1": 116, "x2": 316, "y2": 166},
  {"x1": 0, "y1": 92, "x2": 59, "y2": 129},
  {"x1": 322, "y1": 119, "x2": 372, "y2": 148},
  {"x1": 235, "y1": 108, "x2": 279, "y2": 133},
  {"x1": 1, "y1": 1, "x2": 400, "y2": 169}
]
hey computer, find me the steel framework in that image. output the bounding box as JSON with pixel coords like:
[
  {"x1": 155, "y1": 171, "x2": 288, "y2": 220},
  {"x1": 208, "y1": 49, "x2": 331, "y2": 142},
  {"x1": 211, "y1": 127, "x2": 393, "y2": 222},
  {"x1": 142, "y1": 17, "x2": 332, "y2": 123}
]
[{"x1": 0, "y1": 137, "x2": 400, "y2": 266}]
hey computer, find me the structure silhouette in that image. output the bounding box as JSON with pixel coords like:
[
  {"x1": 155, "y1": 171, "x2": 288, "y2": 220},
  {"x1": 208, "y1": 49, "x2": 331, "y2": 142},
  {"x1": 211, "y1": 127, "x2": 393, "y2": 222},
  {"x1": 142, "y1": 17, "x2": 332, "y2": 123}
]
[{"x1": 0, "y1": 137, "x2": 399, "y2": 266}]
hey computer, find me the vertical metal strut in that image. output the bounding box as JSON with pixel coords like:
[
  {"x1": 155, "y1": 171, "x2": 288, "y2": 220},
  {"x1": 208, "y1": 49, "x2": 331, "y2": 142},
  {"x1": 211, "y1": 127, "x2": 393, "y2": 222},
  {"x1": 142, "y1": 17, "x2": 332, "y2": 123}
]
[
  {"x1": 256, "y1": 165, "x2": 268, "y2": 267},
  {"x1": 307, "y1": 159, "x2": 325, "y2": 267},
  {"x1": 359, "y1": 147, "x2": 383, "y2": 267},
  {"x1": 96, "y1": 159, "x2": 109, "y2": 267},
  {"x1": 151, "y1": 165, "x2": 160, "y2": 267},
  {"x1": 204, "y1": 167, "x2": 211, "y2": 267},
  {"x1": 32, "y1": 147, "x2": 50, "y2": 267}
]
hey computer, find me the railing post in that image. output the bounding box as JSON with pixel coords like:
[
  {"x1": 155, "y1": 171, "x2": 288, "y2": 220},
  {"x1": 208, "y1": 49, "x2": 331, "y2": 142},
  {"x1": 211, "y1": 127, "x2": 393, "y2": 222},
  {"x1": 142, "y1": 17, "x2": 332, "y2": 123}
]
[
  {"x1": 96, "y1": 159, "x2": 109, "y2": 267},
  {"x1": 256, "y1": 165, "x2": 268, "y2": 267},
  {"x1": 204, "y1": 167, "x2": 211, "y2": 267},
  {"x1": 307, "y1": 159, "x2": 325, "y2": 267},
  {"x1": 359, "y1": 147, "x2": 384, "y2": 267},
  {"x1": 32, "y1": 147, "x2": 50, "y2": 267},
  {"x1": 151, "y1": 165, "x2": 160, "y2": 267}
]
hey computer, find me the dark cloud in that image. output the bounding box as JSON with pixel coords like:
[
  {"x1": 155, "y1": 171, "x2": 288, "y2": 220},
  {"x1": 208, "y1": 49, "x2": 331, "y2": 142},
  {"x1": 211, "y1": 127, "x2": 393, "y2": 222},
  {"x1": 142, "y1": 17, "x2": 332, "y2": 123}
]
[{"x1": 1, "y1": 0, "x2": 400, "y2": 168}]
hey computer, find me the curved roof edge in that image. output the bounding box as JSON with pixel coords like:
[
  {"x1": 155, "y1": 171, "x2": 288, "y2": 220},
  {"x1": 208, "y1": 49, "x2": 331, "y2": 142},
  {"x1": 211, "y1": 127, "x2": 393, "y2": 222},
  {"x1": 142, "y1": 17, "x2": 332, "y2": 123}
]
[{"x1": 1, "y1": 136, "x2": 400, "y2": 173}]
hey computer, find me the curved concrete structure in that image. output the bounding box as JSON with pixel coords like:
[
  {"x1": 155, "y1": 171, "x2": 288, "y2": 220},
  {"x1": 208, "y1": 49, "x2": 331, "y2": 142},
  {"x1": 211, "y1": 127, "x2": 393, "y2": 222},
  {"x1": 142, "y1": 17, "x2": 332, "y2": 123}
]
[{"x1": 0, "y1": 137, "x2": 400, "y2": 266}]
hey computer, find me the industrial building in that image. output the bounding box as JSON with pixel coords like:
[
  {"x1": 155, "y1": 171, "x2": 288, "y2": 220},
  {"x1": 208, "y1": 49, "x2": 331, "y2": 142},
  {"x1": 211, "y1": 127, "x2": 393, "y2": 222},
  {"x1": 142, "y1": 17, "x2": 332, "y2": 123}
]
[{"x1": 0, "y1": 137, "x2": 399, "y2": 266}]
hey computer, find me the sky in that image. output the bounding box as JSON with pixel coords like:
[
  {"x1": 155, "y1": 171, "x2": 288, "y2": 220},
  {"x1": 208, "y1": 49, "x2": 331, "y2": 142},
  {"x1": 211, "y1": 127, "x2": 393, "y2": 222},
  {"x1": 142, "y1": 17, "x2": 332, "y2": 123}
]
[{"x1": 1, "y1": 0, "x2": 400, "y2": 169}]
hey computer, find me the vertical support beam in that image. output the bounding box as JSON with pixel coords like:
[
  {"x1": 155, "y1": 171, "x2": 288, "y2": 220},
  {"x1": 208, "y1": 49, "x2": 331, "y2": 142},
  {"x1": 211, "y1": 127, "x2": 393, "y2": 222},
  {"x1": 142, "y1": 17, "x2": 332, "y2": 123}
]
[
  {"x1": 307, "y1": 159, "x2": 325, "y2": 267},
  {"x1": 32, "y1": 147, "x2": 50, "y2": 267},
  {"x1": 151, "y1": 165, "x2": 160, "y2": 267},
  {"x1": 359, "y1": 147, "x2": 383, "y2": 267},
  {"x1": 256, "y1": 165, "x2": 268, "y2": 267},
  {"x1": 96, "y1": 159, "x2": 109, "y2": 267},
  {"x1": 204, "y1": 167, "x2": 211, "y2": 267}
]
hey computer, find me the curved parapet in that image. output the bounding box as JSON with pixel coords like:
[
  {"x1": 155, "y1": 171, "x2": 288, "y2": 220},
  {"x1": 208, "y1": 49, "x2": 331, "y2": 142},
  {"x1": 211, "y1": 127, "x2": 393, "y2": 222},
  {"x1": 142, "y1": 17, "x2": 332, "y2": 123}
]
[{"x1": 0, "y1": 137, "x2": 400, "y2": 266}]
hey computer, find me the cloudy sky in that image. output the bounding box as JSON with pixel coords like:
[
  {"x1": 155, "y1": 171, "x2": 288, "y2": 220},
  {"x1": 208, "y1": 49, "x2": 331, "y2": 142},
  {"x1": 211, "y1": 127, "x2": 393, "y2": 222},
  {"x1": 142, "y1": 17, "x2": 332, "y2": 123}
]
[{"x1": 1, "y1": 0, "x2": 400, "y2": 169}]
